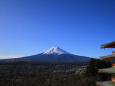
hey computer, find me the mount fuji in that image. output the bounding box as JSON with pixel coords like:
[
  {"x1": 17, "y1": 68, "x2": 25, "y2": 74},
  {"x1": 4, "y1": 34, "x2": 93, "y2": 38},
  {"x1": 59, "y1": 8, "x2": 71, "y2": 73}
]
[
  {"x1": 14, "y1": 47, "x2": 91, "y2": 62},
  {"x1": 42, "y1": 47, "x2": 70, "y2": 55}
]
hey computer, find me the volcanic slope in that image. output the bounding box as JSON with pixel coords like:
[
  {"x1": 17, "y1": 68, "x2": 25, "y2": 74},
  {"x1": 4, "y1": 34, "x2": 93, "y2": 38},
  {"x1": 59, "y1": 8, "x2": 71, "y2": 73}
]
[{"x1": 16, "y1": 47, "x2": 91, "y2": 62}]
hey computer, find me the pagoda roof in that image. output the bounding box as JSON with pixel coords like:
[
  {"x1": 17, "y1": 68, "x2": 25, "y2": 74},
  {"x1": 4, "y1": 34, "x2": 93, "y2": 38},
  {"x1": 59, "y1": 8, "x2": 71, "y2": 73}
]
[
  {"x1": 98, "y1": 67, "x2": 115, "y2": 74},
  {"x1": 101, "y1": 41, "x2": 115, "y2": 48},
  {"x1": 100, "y1": 54, "x2": 115, "y2": 60},
  {"x1": 96, "y1": 81, "x2": 115, "y2": 86}
]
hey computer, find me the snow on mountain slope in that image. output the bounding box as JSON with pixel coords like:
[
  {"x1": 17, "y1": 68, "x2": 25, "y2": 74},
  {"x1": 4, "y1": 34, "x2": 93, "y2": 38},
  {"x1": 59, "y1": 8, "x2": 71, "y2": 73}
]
[{"x1": 42, "y1": 47, "x2": 70, "y2": 55}]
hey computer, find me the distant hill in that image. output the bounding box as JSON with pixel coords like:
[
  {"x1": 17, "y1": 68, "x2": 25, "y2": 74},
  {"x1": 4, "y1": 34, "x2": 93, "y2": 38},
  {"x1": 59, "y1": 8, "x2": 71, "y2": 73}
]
[{"x1": 12, "y1": 47, "x2": 91, "y2": 62}]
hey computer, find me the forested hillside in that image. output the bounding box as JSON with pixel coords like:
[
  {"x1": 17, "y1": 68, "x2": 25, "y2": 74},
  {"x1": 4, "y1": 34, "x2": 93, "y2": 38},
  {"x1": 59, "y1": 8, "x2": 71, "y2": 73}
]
[{"x1": 0, "y1": 59, "x2": 112, "y2": 86}]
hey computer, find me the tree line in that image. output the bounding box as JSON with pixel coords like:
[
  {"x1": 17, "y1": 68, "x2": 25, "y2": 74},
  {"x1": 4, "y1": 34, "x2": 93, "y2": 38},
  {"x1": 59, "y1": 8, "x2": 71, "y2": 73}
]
[{"x1": 0, "y1": 59, "x2": 112, "y2": 86}]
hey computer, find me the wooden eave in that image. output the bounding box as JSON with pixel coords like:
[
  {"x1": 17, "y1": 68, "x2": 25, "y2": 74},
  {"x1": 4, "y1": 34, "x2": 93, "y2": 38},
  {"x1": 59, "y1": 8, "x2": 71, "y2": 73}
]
[
  {"x1": 98, "y1": 71, "x2": 113, "y2": 74},
  {"x1": 100, "y1": 57, "x2": 115, "y2": 60},
  {"x1": 98, "y1": 67, "x2": 115, "y2": 74},
  {"x1": 101, "y1": 41, "x2": 115, "y2": 48}
]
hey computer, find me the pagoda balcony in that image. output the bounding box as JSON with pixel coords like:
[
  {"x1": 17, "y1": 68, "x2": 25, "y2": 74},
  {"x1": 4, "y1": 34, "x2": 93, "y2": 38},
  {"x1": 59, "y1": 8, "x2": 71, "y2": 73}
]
[
  {"x1": 100, "y1": 54, "x2": 115, "y2": 60},
  {"x1": 97, "y1": 41, "x2": 115, "y2": 86},
  {"x1": 98, "y1": 67, "x2": 115, "y2": 74}
]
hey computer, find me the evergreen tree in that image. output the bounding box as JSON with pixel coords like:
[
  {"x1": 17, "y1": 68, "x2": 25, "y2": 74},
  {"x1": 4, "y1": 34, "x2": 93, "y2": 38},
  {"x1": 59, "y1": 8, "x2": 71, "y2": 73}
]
[
  {"x1": 95, "y1": 59, "x2": 112, "y2": 81},
  {"x1": 84, "y1": 58, "x2": 97, "y2": 76},
  {"x1": 84, "y1": 59, "x2": 112, "y2": 78}
]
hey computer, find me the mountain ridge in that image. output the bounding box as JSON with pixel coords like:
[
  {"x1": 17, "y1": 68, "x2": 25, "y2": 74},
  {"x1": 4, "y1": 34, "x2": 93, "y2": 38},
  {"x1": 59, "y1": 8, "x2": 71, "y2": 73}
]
[
  {"x1": 1, "y1": 47, "x2": 91, "y2": 62},
  {"x1": 14, "y1": 47, "x2": 91, "y2": 62}
]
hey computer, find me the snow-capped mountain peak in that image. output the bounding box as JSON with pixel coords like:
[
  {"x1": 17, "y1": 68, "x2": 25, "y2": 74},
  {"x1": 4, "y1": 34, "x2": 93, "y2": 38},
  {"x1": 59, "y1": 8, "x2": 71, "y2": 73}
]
[{"x1": 42, "y1": 47, "x2": 70, "y2": 55}]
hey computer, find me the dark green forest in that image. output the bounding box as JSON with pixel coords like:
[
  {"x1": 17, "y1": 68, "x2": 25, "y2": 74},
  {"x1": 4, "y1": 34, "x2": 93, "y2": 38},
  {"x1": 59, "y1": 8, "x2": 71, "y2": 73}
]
[{"x1": 0, "y1": 59, "x2": 112, "y2": 86}]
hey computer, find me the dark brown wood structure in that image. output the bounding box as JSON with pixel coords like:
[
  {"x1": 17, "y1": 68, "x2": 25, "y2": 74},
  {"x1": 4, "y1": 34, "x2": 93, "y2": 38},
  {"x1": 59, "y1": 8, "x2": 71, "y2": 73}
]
[{"x1": 96, "y1": 41, "x2": 115, "y2": 86}]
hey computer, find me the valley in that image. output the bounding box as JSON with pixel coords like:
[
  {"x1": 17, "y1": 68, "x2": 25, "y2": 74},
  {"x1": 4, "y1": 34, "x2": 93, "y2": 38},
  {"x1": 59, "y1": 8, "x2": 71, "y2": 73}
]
[{"x1": 0, "y1": 62, "x2": 88, "y2": 86}]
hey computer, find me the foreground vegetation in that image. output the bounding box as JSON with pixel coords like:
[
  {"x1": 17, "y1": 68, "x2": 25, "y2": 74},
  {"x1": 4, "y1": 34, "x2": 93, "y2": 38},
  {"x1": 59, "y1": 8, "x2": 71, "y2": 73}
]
[{"x1": 0, "y1": 59, "x2": 112, "y2": 86}]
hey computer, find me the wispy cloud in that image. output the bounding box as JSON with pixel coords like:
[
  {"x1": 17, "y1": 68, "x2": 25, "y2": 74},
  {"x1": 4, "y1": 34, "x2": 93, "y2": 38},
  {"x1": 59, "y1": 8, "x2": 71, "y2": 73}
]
[{"x1": 0, "y1": 55, "x2": 23, "y2": 59}]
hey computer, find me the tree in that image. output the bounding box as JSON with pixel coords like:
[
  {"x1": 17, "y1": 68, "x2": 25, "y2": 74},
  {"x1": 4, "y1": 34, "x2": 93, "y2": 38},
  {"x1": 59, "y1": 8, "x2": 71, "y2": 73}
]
[
  {"x1": 84, "y1": 58, "x2": 97, "y2": 76},
  {"x1": 95, "y1": 59, "x2": 112, "y2": 81}
]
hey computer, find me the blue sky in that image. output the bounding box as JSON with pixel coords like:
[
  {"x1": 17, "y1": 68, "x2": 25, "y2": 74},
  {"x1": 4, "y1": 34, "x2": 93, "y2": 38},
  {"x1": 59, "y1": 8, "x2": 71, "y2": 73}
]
[{"x1": 0, "y1": 0, "x2": 115, "y2": 59}]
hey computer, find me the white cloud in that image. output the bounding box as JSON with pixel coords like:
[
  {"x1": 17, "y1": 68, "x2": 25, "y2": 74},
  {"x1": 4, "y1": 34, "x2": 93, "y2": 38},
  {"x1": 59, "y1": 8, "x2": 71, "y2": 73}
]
[{"x1": 0, "y1": 55, "x2": 23, "y2": 59}]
